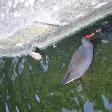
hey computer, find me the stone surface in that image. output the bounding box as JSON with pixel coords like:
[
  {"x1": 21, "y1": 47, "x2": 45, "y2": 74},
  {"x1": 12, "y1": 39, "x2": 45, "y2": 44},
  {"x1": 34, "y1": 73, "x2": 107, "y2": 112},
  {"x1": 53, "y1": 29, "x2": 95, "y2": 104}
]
[{"x1": 0, "y1": 0, "x2": 112, "y2": 57}]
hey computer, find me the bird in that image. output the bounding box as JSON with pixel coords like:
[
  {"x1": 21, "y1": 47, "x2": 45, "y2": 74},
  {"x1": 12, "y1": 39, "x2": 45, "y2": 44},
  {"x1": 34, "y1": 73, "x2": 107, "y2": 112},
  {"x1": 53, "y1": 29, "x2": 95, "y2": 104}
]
[{"x1": 62, "y1": 37, "x2": 93, "y2": 84}]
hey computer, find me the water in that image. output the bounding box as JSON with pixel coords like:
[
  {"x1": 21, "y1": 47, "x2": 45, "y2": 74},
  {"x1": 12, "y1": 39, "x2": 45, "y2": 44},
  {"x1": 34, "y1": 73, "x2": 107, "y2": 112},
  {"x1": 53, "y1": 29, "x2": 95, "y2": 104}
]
[{"x1": 0, "y1": 17, "x2": 112, "y2": 112}]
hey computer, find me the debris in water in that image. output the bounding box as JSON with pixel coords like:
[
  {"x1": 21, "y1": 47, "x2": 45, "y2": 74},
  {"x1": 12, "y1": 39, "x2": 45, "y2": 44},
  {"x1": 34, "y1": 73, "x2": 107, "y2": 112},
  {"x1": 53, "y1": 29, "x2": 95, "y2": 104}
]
[{"x1": 29, "y1": 52, "x2": 42, "y2": 60}]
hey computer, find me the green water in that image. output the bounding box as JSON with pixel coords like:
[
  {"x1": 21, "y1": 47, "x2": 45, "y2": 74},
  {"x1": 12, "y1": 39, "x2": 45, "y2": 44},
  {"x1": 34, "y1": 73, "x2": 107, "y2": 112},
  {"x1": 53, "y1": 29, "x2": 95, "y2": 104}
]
[{"x1": 0, "y1": 15, "x2": 112, "y2": 112}]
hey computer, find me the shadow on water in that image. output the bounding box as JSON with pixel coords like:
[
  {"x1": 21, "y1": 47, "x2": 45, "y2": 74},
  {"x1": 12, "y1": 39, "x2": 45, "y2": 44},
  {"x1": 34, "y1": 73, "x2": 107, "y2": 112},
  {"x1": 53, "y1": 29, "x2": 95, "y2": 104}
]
[{"x1": 0, "y1": 15, "x2": 112, "y2": 112}]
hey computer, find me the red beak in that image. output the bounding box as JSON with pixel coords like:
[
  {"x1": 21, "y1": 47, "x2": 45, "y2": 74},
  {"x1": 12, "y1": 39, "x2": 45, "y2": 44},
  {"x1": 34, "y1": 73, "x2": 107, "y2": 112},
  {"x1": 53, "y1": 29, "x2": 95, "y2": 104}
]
[{"x1": 84, "y1": 33, "x2": 95, "y2": 39}]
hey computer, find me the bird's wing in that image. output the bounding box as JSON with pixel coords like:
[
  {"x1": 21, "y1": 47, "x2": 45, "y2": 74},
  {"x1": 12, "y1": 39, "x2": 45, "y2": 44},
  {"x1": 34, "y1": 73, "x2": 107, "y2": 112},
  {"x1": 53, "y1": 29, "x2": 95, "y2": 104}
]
[
  {"x1": 63, "y1": 44, "x2": 93, "y2": 84},
  {"x1": 67, "y1": 45, "x2": 87, "y2": 74}
]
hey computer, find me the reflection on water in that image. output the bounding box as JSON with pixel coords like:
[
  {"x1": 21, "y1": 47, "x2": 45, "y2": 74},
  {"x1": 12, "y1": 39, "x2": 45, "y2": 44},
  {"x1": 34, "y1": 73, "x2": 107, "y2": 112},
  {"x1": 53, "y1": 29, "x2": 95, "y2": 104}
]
[
  {"x1": 76, "y1": 81, "x2": 83, "y2": 92},
  {"x1": 84, "y1": 100, "x2": 94, "y2": 112},
  {"x1": 11, "y1": 57, "x2": 19, "y2": 83},
  {"x1": 15, "y1": 106, "x2": 19, "y2": 112},
  {"x1": 27, "y1": 102, "x2": 31, "y2": 110},
  {"x1": 0, "y1": 59, "x2": 5, "y2": 71},
  {"x1": 40, "y1": 55, "x2": 49, "y2": 72},
  {"x1": 0, "y1": 59, "x2": 6, "y2": 83},
  {"x1": 35, "y1": 93, "x2": 40, "y2": 103},
  {"x1": 102, "y1": 95, "x2": 112, "y2": 111},
  {"x1": 10, "y1": 57, "x2": 26, "y2": 84},
  {"x1": 5, "y1": 102, "x2": 9, "y2": 112},
  {"x1": 18, "y1": 57, "x2": 26, "y2": 75},
  {"x1": 62, "y1": 108, "x2": 78, "y2": 112},
  {"x1": 62, "y1": 100, "x2": 96, "y2": 112}
]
